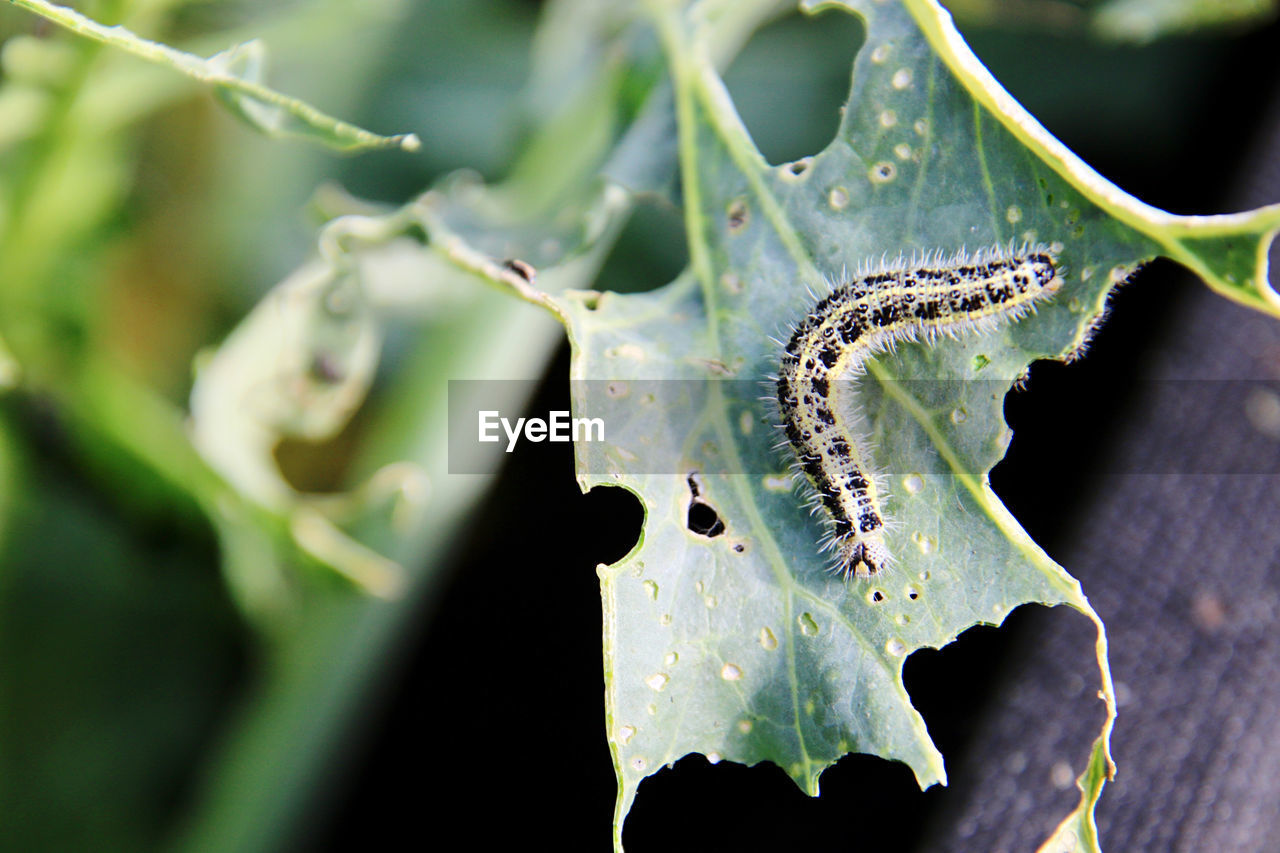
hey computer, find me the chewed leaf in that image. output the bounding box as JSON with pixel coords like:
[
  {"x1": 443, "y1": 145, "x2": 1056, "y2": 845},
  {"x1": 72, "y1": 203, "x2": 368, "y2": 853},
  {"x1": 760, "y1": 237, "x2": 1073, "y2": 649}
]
[
  {"x1": 190, "y1": 162, "x2": 633, "y2": 619},
  {"x1": 550, "y1": 1, "x2": 1279, "y2": 850},
  {"x1": 7, "y1": 0, "x2": 418, "y2": 152},
  {"x1": 1037, "y1": 731, "x2": 1112, "y2": 853}
]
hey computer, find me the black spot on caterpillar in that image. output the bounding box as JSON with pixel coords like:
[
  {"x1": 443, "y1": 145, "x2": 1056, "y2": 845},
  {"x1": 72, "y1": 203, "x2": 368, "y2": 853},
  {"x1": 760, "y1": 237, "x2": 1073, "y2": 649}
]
[{"x1": 776, "y1": 245, "x2": 1062, "y2": 579}]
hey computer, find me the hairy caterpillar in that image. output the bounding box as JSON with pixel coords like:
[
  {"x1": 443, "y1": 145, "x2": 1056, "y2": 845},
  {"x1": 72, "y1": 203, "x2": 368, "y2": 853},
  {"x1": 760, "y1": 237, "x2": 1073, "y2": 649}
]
[{"x1": 776, "y1": 245, "x2": 1062, "y2": 579}]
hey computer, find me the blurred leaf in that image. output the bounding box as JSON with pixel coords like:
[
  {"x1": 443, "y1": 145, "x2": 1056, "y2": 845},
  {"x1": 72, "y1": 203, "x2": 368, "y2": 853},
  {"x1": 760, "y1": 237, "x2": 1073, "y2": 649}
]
[
  {"x1": 1091, "y1": 0, "x2": 1279, "y2": 42},
  {"x1": 184, "y1": 0, "x2": 701, "y2": 617},
  {"x1": 173, "y1": 4, "x2": 674, "y2": 843},
  {"x1": 942, "y1": 0, "x2": 1279, "y2": 41},
  {"x1": 176, "y1": 180, "x2": 633, "y2": 853},
  {"x1": 0, "y1": 410, "x2": 17, "y2": 550},
  {"x1": 4, "y1": 0, "x2": 418, "y2": 152},
  {"x1": 532, "y1": 0, "x2": 1280, "y2": 849}
]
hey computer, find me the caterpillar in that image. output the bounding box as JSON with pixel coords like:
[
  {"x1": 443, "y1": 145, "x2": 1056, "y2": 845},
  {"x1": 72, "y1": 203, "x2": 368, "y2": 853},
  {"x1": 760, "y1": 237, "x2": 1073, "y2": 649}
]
[{"x1": 776, "y1": 245, "x2": 1062, "y2": 579}]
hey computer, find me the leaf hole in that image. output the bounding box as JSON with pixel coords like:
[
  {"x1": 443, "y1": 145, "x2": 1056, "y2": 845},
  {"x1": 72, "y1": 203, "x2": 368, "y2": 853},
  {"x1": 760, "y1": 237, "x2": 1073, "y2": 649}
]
[
  {"x1": 686, "y1": 473, "x2": 725, "y2": 538},
  {"x1": 868, "y1": 161, "x2": 897, "y2": 184},
  {"x1": 727, "y1": 198, "x2": 749, "y2": 234},
  {"x1": 309, "y1": 351, "x2": 345, "y2": 384},
  {"x1": 781, "y1": 157, "x2": 814, "y2": 180},
  {"x1": 721, "y1": 8, "x2": 863, "y2": 166},
  {"x1": 596, "y1": 196, "x2": 688, "y2": 295},
  {"x1": 687, "y1": 502, "x2": 724, "y2": 537},
  {"x1": 798, "y1": 612, "x2": 819, "y2": 636},
  {"x1": 274, "y1": 408, "x2": 365, "y2": 494}
]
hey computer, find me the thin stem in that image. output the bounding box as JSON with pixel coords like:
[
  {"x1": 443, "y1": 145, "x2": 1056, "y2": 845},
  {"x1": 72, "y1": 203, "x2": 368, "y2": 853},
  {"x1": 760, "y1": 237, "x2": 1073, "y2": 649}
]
[{"x1": 4, "y1": 0, "x2": 419, "y2": 152}]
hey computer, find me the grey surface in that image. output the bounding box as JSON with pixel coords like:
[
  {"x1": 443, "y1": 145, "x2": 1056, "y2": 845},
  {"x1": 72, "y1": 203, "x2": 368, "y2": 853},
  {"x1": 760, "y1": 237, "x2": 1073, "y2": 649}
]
[{"x1": 922, "y1": 87, "x2": 1280, "y2": 853}]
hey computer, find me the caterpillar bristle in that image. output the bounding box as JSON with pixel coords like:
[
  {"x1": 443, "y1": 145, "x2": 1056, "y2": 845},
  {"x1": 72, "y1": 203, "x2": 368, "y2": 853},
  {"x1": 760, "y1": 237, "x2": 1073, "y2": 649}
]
[{"x1": 771, "y1": 243, "x2": 1062, "y2": 580}]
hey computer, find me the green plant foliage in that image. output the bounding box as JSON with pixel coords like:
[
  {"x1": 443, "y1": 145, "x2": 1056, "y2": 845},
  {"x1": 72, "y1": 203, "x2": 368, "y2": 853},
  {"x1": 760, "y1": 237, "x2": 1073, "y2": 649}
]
[
  {"x1": 169, "y1": 5, "x2": 665, "y2": 845},
  {"x1": 486, "y1": 1, "x2": 1280, "y2": 849},
  {"x1": 4, "y1": 0, "x2": 418, "y2": 151},
  {"x1": 186, "y1": 0, "x2": 1277, "y2": 846},
  {"x1": 3, "y1": 0, "x2": 1278, "y2": 849}
]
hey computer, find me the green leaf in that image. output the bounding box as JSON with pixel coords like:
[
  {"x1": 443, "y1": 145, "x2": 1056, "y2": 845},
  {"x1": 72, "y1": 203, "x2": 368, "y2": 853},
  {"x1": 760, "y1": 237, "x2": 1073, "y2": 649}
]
[
  {"x1": 188, "y1": 173, "x2": 634, "y2": 617},
  {"x1": 529, "y1": 1, "x2": 1280, "y2": 849},
  {"x1": 3, "y1": 0, "x2": 418, "y2": 152},
  {"x1": 1037, "y1": 730, "x2": 1112, "y2": 853}
]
